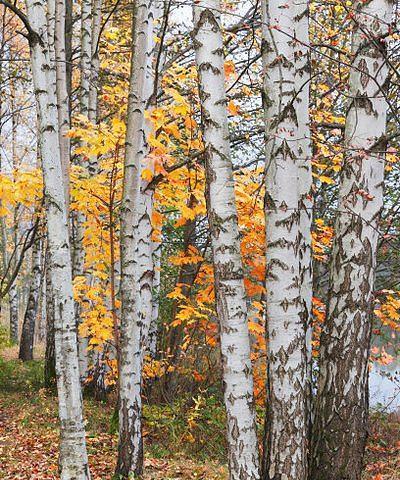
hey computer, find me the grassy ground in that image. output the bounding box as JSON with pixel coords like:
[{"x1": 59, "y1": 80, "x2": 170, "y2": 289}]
[{"x1": 0, "y1": 346, "x2": 399, "y2": 479}]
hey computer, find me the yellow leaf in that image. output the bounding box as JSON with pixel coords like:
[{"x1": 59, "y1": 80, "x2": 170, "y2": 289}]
[
  {"x1": 141, "y1": 168, "x2": 153, "y2": 181},
  {"x1": 227, "y1": 100, "x2": 240, "y2": 116},
  {"x1": 319, "y1": 175, "x2": 335, "y2": 185},
  {"x1": 224, "y1": 60, "x2": 236, "y2": 78}
]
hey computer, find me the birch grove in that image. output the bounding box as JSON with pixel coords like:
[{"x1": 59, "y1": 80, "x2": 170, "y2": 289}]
[{"x1": 0, "y1": 0, "x2": 399, "y2": 478}]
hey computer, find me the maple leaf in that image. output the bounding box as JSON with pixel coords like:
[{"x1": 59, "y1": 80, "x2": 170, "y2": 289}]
[{"x1": 227, "y1": 100, "x2": 240, "y2": 116}]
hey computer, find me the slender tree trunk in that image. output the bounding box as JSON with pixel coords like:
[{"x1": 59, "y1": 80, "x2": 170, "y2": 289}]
[
  {"x1": 65, "y1": 0, "x2": 72, "y2": 97},
  {"x1": 88, "y1": 0, "x2": 102, "y2": 128},
  {"x1": 19, "y1": 231, "x2": 42, "y2": 361},
  {"x1": 261, "y1": 0, "x2": 310, "y2": 478},
  {"x1": 25, "y1": 0, "x2": 90, "y2": 476},
  {"x1": 74, "y1": 0, "x2": 103, "y2": 382},
  {"x1": 116, "y1": 0, "x2": 155, "y2": 475},
  {"x1": 311, "y1": 2, "x2": 393, "y2": 479},
  {"x1": 193, "y1": 2, "x2": 260, "y2": 479},
  {"x1": 80, "y1": 0, "x2": 92, "y2": 117},
  {"x1": 37, "y1": 254, "x2": 46, "y2": 343},
  {"x1": 142, "y1": 0, "x2": 164, "y2": 359},
  {"x1": 44, "y1": 252, "x2": 56, "y2": 388},
  {"x1": 73, "y1": 0, "x2": 95, "y2": 382},
  {"x1": 147, "y1": 241, "x2": 161, "y2": 358},
  {"x1": 8, "y1": 77, "x2": 19, "y2": 344},
  {"x1": 55, "y1": 0, "x2": 70, "y2": 202},
  {"x1": 9, "y1": 283, "x2": 18, "y2": 343},
  {"x1": 295, "y1": 0, "x2": 313, "y2": 442}
]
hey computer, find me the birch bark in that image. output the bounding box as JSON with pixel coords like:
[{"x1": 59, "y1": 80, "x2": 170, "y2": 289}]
[
  {"x1": 261, "y1": 0, "x2": 310, "y2": 478},
  {"x1": 294, "y1": 0, "x2": 313, "y2": 437},
  {"x1": 80, "y1": 0, "x2": 92, "y2": 117},
  {"x1": 55, "y1": 0, "x2": 70, "y2": 201},
  {"x1": 311, "y1": 2, "x2": 393, "y2": 479},
  {"x1": 88, "y1": 0, "x2": 102, "y2": 128},
  {"x1": 73, "y1": 0, "x2": 95, "y2": 381},
  {"x1": 25, "y1": 0, "x2": 90, "y2": 476},
  {"x1": 116, "y1": 0, "x2": 154, "y2": 475},
  {"x1": 193, "y1": 2, "x2": 260, "y2": 478}
]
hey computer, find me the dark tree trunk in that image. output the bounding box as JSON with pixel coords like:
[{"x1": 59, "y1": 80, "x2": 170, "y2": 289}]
[
  {"x1": 19, "y1": 235, "x2": 42, "y2": 361},
  {"x1": 44, "y1": 257, "x2": 56, "y2": 388}
]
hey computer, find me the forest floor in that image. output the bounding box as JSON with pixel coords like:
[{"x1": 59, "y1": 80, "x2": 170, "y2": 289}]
[{"x1": 0, "y1": 346, "x2": 399, "y2": 480}]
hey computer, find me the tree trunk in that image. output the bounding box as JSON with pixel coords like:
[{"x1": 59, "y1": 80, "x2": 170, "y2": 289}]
[
  {"x1": 19, "y1": 232, "x2": 42, "y2": 361},
  {"x1": 193, "y1": 2, "x2": 260, "y2": 479},
  {"x1": 25, "y1": 0, "x2": 90, "y2": 477},
  {"x1": 295, "y1": 0, "x2": 313, "y2": 442},
  {"x1": 311, "y1": 2, "x2": 393, "y2": 479},
  {"x1": 73, "y1": 0, "x2": 96, "y2": 382},
  {"x1": 44, "y1": 249, "x2": 56, "y2": 388},
  {"x1": 9, "y1": 283, "x2": 18, "y2": 343},
  {"x1": 116, "y1": 0, "x2": 155, "y2": 475},
  {"x1": 55, "y1": 0, "x2": 71, "y2": 202},
  {"x1": 80, "y1": 0, "x2": 92, "y2": 118},
  {"x1": 88, "y1": 0, "x2": 102, "y2": 128},
  {"x1": 147, "y1": 240, "x2": 161, "y2": 358},
  {"x1": 261, "y1": 0, "x2": 310, "y2": 478},
  {"x1": 65, "y1": 0, "x2": 73, "y2": 97}
]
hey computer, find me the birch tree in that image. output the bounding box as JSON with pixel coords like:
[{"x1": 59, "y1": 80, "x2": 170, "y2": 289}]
[
  {"x1": 44, "y1": 0, "x2": 70, "y2": 385},
  {"x1": 311, "y1": 2, "x2": 393, "y2": 479},
  {"x1": 18, "y1": 0, "x2": 90, "y2": 476},
  {"x1": 88, "y1": 0, "x2": 102, "y2": 127},
  {"x1": 74, "y1": 0, "x2": 104, "y2": 381},
  {"x1": 261, "y1": 0, "x2": 310, "y2": 477},
  {"x1": 54, "y1": 0, "x2": 70, "y2": 200},
  {"x1": 193, "y1": 1, "x2": 260, "y2": 478},
  {"x1": 294, "y1": 0, "x2": 313, "y2": 436},
  {"x1": 116, "y1": 0, "x2": 156, "y2": 475},
  {"x1": 73, "y1": 0, "x2": 96, "y2": 380}
]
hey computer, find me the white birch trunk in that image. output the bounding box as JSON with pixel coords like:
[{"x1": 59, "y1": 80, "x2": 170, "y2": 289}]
[
  {"x1": 55, "y1": 0, "x2": 70, "y2": 201},
  {"x1": 311, "y1": 2, "x2": 393, "y2": 479},
  {"x1": 142, "y1": 0, "x2": 165, "y2": 356},
  {"x1": 80, "y1": 0, "x2": 92, "y2": 117},
  {"x1": 136, "y1": 0, "x2": 160, "y2": 349},
  {"x1": 294, "y1": 0, "x2": 313, "y2": 433},
  {"x1": 88, "y1": 0, "x2": 102, "y2": 126},
  {"x1": 73, "y1": 0, "x2": 96, "y2": 381},
  {"x1": 193, "y1": 2, "x2": 260, "y2": 478},
  {"x1": 25, "y1": 0, "x2": 90, "y2": 477},
  {"x1": 262, "y1": 0, "x2": 309, "y2": 478},
  {"x1": 116, "y1": 0, "x2": 155, "y2": 475}
]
